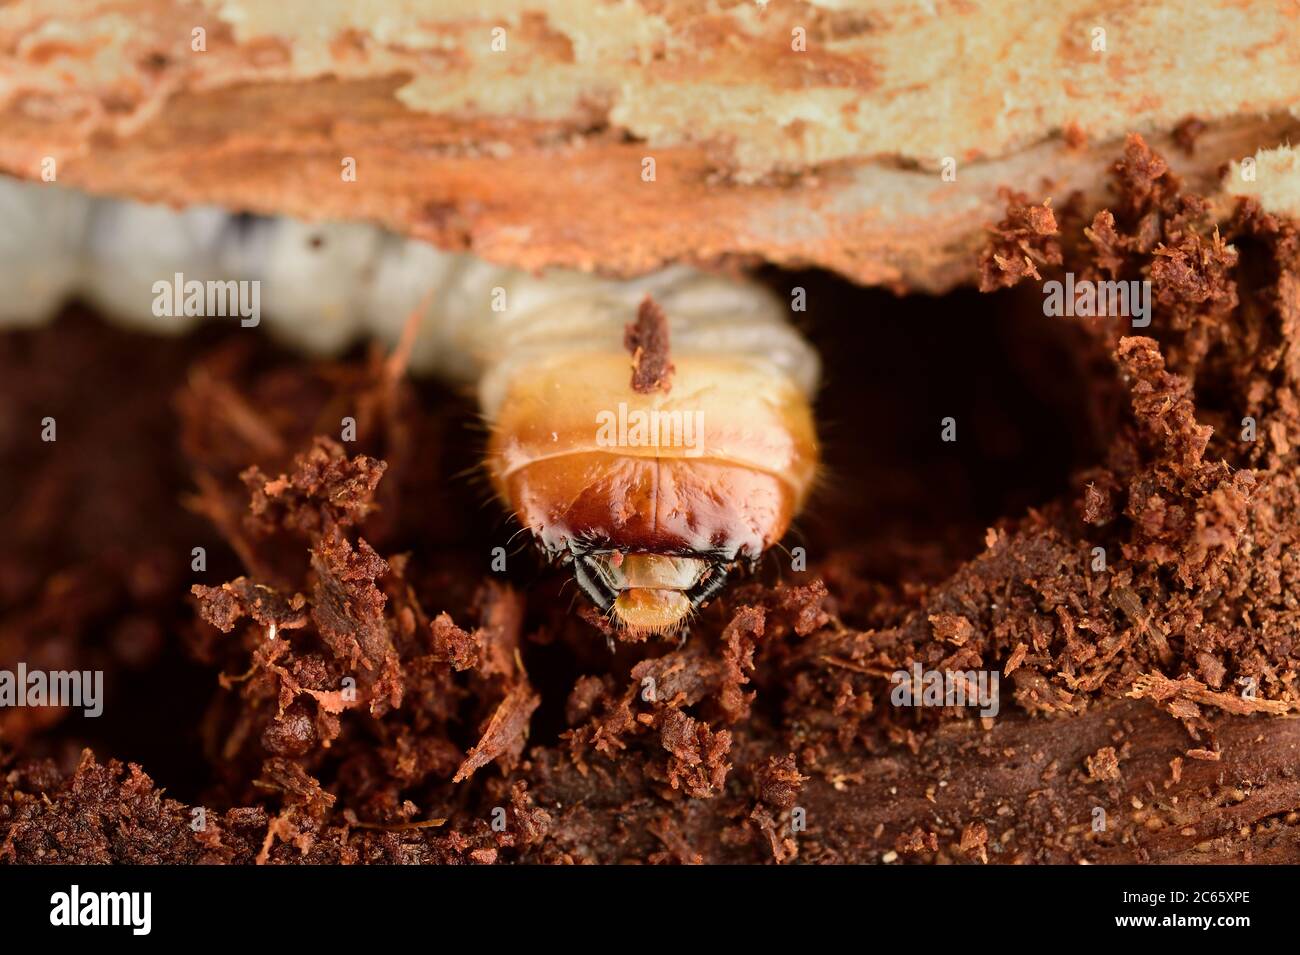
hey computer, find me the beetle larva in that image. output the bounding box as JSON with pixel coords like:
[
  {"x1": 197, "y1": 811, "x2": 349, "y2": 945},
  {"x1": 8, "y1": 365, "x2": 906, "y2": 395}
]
[{"x1": 1, "y1": 177, "x2": 820, "y2": 636}]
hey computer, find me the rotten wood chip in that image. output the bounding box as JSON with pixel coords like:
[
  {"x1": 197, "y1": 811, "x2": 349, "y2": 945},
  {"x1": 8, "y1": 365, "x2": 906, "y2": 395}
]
[
  {"x1": 453, "y1": 682, "x2": 542, "y2": 783},
  {"x1": 624, "y1": 295, "x2": 675, "y2": 394}
]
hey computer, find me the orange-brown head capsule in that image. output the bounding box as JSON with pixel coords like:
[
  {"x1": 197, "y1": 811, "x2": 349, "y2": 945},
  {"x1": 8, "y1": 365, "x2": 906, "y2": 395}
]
[{"x1": 479, "y1": 271, "x2": 819, "y2": 637}]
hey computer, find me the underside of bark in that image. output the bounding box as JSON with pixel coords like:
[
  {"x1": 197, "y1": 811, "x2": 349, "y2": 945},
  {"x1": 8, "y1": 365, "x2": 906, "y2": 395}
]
[{"x1": 2, "y1": 1, "x2": 1298, "y2": 290}]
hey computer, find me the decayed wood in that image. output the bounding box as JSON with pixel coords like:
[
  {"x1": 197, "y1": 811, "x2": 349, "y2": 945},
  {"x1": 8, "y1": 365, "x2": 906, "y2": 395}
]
[
  {"x1": 3, "y1": 2, "x2": 1300, "y2": 867},
  {"x1": 1, "y1": 1, "x2": 1299, "y2": 290},
  {"x1": 525, "y1": 700, "x2": 1300, "y2": 864}
]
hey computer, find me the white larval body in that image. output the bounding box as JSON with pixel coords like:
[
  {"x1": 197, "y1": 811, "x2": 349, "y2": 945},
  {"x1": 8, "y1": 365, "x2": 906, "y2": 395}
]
[{"x1": 0, "y1": 177, "x2": 819, "y2": 420}]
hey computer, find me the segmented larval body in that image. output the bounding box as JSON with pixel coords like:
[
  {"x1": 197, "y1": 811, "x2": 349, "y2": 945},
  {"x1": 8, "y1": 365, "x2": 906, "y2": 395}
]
[{"x1": 1, "y1": 178, "x2": 820, "y2": 634}]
